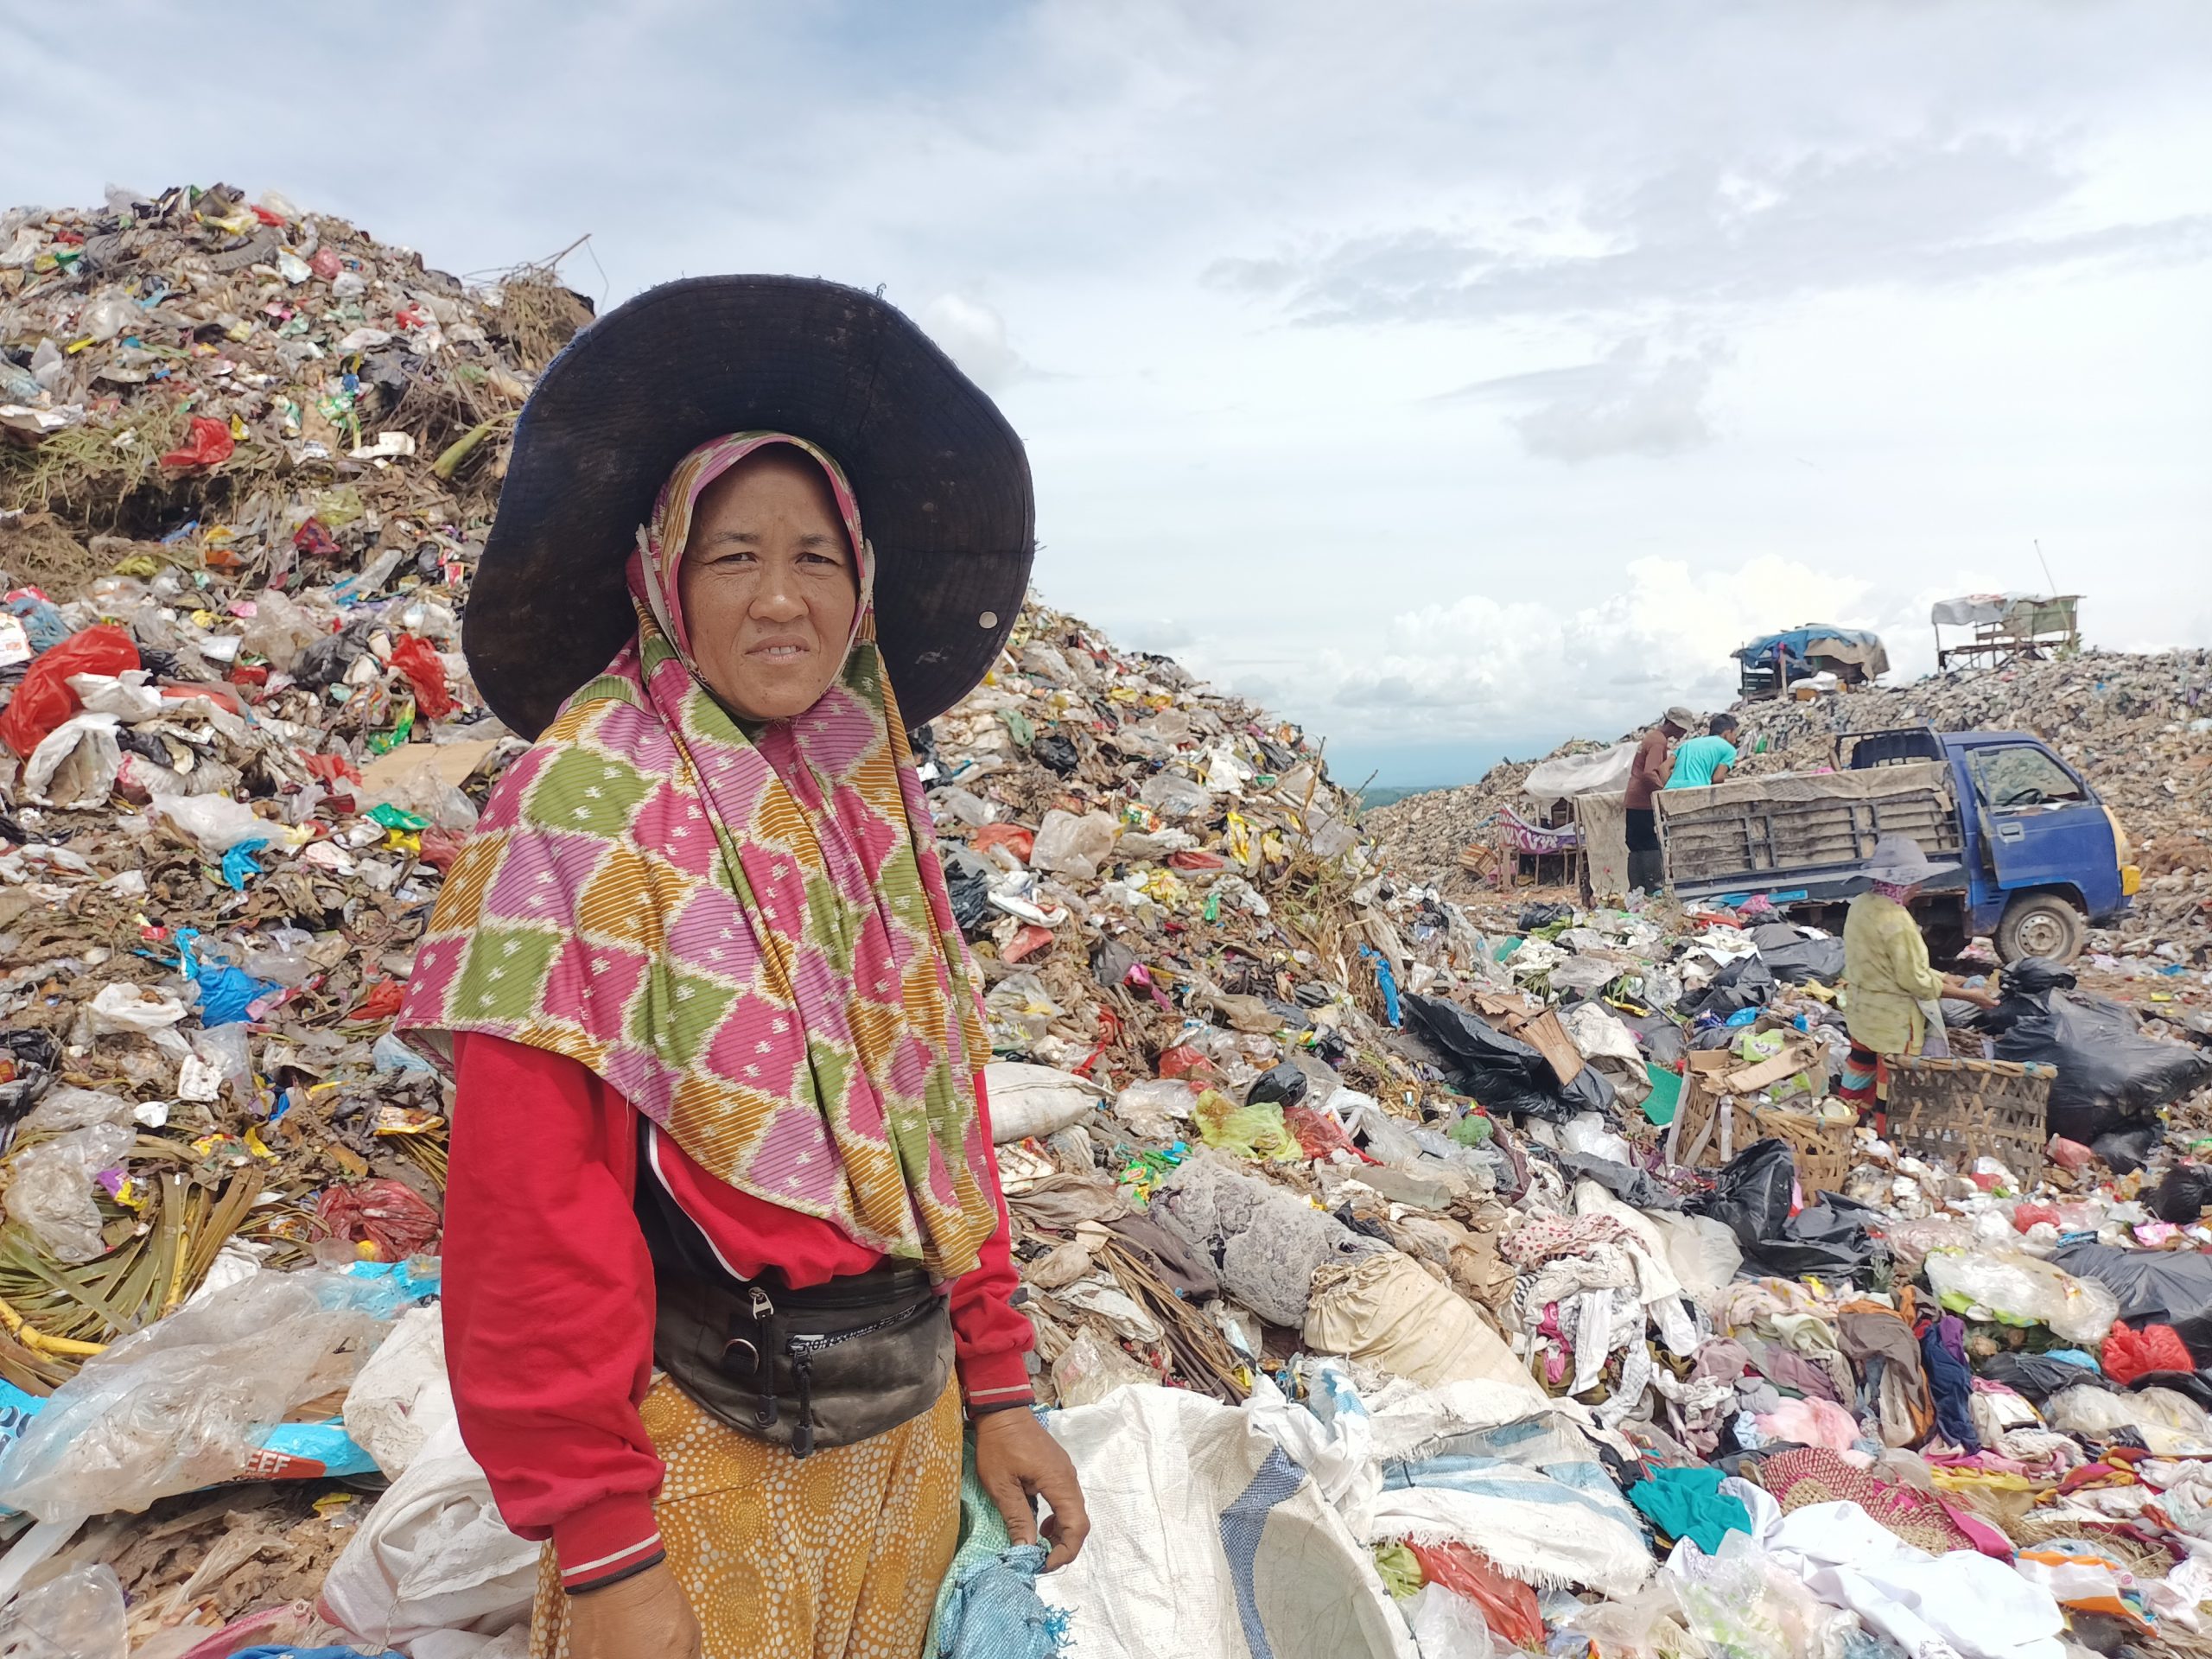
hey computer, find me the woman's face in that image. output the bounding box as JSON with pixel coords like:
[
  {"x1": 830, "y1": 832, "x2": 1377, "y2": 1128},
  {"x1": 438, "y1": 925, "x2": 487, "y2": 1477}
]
[{"x1": 677, "y1": 448, "x2": 860, "y2": 721}]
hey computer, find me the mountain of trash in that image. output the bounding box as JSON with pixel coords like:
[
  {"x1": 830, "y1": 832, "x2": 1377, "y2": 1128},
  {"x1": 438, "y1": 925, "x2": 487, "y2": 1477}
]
[{"x1": 7, "y1": 186, "x2": 2212, "y2": 1659}]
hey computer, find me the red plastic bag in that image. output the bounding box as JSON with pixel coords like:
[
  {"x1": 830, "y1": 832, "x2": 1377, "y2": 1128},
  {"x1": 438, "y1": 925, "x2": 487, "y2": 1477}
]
[
  {"x1": 972, "y1": 823, "x2": 1035, "y2": 862},
  {"x1": 0, "y1": 624, "x2": 139, "y2": 756},
  {"x1": 315, "y1": 1179, "x2": 441, "y2": 1262},
  {"x1": 2102, "y1": 1321, "x2": 2194, "y2": 1385},
  {"x1": 159, "y1": 415, "x2": 235, "y2": 469},
  {"x1": 388, "y1": 635, "x2": 454, "y2": 719},
  {"x1": 292, "y1": 518, "x2": 341, "y2": 559},
  {"x1": 1283, "y1": 1103, "x2": 1361, "y2": 1160},
  {"x1": 347, "y1": 978, "x2": 406, "y2": 1023},
  {"x1": 2012, "y1": 1203, "x2": 2060, "y2": 1232},
  {"x1": 1406, "y1": 1541, "x2": 1546, "y2": 1649},
  {"x1": 1157, "y1": 1045, "x2": 1216, "y2": 1082},
  {"x1": 1002, "y1": 925, "x2": 1054, "y2": 963}
]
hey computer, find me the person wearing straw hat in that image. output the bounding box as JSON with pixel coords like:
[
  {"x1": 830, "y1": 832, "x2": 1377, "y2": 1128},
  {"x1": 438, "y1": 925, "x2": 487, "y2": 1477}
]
[
  {"x1": 1624, "y1": 704, "x2": 1696, "y2": 892},
  {"x1": 1838, "y1": 833, "x2": 2000, "y2": 1119},
  {"x1": 397, "y1": 277, "x2": 1086, "y2": 1659}
]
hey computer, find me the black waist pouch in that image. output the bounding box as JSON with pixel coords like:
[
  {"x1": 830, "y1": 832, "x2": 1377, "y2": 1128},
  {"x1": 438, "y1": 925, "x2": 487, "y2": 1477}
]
[{"x1": 636, "y1": 1121, "x2": 952, "y2": 1458}]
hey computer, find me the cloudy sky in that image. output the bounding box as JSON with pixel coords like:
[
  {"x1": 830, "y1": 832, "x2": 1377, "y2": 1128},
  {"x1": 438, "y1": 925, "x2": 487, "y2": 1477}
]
[{"x1": 8, "y1": 1, "x2": 2209, "y2": 783}]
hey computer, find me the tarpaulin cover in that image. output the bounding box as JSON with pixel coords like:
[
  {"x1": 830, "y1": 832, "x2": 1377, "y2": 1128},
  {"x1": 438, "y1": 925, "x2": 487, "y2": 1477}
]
[
  {"x1": 1406, "y1": 994, "x2": 1616, "y2": 1122},
  {"x1": 1732, "y1": 626, "x2": 1891, "y2": 678}
]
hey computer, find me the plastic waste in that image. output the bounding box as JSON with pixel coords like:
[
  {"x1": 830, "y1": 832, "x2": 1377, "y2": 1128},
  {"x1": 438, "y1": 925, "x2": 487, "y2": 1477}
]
[
  {"x1": 0, "y1": 623, "x2": 138, "y2": 758},
  {"x1": 1694, "y1": 1140, "x2": 1878, "y2": 1279},
  {"x1": 4, "y1": 1122, "x2": 133, "y2": 1263},
  {"x1": 1029, "y1": 809, "x2": 1118, "y2": 880},
  {"x1": 1111, "y1": 1079, "x2": 1193, "y2": 1138},
  {"x1": 0, "y1": 1562, "x2": 127, "y2": 1659},
  {"x1": 1193, "y1": 1090, "x2": 1301, "y2": 1160},
  {"x1": 235, "y1": 587, "x2": 328, "y2": 671},
  {"x1": 1922, "y1": 1247, "x2": 2118, "y2": 1344},
  {"x1": 78, "y1": 982, "x2": 188, "y2": 1038},
  {"x1": 2049, "y1": 1241, "x2": 2212, "y2": 1360},
  {"x1": 1986, "y1": 958, "x2": 2212, "y2": 1140},
  {"x1": 1404, "y1": 993, "x2": 1615, "y2": 1121},
  {"x1": 149, "y1": 791, "x2": 281, "y2": 856},
  {"x1": 1407, "y1": 1582, "x2": 1495, "y2": 1659},
  {"x1": 20, "y1": 712, "x2": 122, "y2": 807},
  {"x1": 1136, "y1": 770, "x2": 1214, "y2": 819},
  {"x1": 1244, "y1": 1061, "x2": 1309, "y2": 1109},
  {"x1": 0, "y1": 1268, "x2": 400, "y2": 1522}
]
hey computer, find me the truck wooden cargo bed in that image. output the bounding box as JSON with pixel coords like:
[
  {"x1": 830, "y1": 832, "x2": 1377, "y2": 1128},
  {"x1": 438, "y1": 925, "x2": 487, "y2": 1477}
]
[{"x1": 1658, "y1": 760, "x2": 1964, "y2": 895}]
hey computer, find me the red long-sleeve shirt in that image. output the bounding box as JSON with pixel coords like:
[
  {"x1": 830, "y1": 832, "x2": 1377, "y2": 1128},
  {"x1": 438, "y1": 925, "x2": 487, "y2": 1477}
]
[{"x1": 441, "y1": 1033, "x2": 1033, "y2": 1592}]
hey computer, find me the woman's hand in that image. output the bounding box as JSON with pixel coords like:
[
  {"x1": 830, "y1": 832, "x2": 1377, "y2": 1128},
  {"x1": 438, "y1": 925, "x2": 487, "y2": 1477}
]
[
  {"x1": 974, "y1": 1407, "x2": 1091, "y2": 1570},
  {"x1": 568, "y1": 1561, "x2": 702, "y2": 1659}
]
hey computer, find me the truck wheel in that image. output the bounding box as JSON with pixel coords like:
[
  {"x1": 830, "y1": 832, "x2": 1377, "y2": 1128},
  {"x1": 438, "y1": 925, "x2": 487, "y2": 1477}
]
[{"x1": 1995, "y1": 894, "x2": 2086, "y2": 963}]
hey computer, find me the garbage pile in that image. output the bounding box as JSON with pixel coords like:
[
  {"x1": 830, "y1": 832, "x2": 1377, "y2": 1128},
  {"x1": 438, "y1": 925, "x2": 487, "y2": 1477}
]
[
  {"x1": 6, "y1": 188, "x2": 2212, "y2": 1659},
  {"x1": 1369, "y1": 649, "x2": 2212, "y2": 963}
]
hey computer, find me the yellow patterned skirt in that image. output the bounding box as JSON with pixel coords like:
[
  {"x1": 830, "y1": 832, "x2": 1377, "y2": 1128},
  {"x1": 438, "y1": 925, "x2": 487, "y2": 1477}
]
[{"x1": 531, "y1": 1373, "x2": 962, "y2": 1659}]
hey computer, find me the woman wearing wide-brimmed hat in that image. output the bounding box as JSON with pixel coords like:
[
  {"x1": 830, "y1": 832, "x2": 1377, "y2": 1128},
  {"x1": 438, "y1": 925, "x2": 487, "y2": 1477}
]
[
  {"x1": 1837, "y1": 833, "x2": 1999, "y2": 1117},
  {"x1": 397, "y1": 277, "x2": 1086, "y2": 1658}
]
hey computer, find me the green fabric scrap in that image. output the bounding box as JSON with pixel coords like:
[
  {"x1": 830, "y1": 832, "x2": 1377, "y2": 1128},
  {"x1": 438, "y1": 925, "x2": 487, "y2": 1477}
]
[{"x1": 1627, "y1": 1464, "x2": 1751, "y2": 1554}]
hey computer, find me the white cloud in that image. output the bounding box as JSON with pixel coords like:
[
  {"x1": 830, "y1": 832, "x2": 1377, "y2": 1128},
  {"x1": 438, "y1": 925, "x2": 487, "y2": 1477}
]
[
  {"x1": 1294, "y1": 555, "x2": 1889, "y2": 742},
  {"x1": 1442, "y1": 339, "x2": 1727, "y2": 461},
  {"x1": 918, "y1": 294, "x2": 1033, "y2": 392}
]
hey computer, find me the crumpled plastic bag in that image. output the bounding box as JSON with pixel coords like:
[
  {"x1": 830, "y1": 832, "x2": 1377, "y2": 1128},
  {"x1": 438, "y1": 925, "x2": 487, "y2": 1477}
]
[
  {"x1": 1405, "y1": 1582, "x2": 1494, "y2": 1659},
  {"x1": 1405, "y1": 992, "x2": 1615, "y2": 1121},
  {"x1": 2101, "y1": 1321, "x2": 2195, "y2": 1386},
  {"x1": 1193, "y1": 1089, "x2": 1301, "y2": 1160},
  {"x1": 0, "y1": 623, "x2": 138, "y2": 757},
  {"x1": 0, "y1": 1268, "x2": 392, "y2": 1522},
  {"x1": 4, "y1": 1122, "x2": 133, "y2": 1262},
  {"x1": 1923, "y1": 1246, "x2": 2118, "y2": 1344},
  {"x1": 20, "y1": 712, "x2": 121, "y2": 806},
  {"x1": 0, "y1": 1562, "x2": 126, "y2": 1658},
  {"x1": 1030, "y1": 809, "x2": 1118, "y2": 880}
]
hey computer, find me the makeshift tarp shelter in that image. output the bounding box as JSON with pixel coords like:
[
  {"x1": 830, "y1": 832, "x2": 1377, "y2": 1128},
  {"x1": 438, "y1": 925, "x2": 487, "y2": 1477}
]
[
  {"x1": 1735, "y1": 626, "x2": 1890, "y2": 698},
  {"x1": 1931, "y1": 594, "x2": 2082, "y2": 671}
]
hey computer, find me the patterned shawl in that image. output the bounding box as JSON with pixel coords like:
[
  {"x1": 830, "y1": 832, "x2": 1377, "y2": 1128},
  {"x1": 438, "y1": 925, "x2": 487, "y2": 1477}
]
[{"x1": 398, "y1": 433, "x2": 998, "y2": 1279}]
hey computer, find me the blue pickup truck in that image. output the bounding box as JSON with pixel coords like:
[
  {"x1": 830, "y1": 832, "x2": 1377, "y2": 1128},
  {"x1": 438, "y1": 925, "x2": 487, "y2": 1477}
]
[{"x1": 1655, "y1": 725, "x2": 2139, "y2": 962}]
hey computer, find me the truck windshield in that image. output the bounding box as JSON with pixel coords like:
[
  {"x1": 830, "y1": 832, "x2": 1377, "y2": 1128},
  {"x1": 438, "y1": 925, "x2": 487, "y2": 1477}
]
[{"x1": 1967, "y1": 746, "x2": 2087, "y2": 810}]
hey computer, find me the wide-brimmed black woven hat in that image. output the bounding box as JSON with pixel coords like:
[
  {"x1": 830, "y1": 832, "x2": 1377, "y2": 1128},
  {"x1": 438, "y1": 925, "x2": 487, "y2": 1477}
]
[{"x1": 463, "y1": 275, "x2": 1035, "y2": 739}]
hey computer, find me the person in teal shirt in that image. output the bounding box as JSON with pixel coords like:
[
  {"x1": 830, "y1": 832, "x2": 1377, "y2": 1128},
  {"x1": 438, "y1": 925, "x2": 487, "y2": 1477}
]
[{"x1": 1667, "y1": 714, "x2": 1739, "y2": 789}]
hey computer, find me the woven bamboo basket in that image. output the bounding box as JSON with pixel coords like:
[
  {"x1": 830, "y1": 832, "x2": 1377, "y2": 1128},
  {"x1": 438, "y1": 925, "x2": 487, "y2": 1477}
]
[
  {"x1": 1885, "y1": 1056, "x2": 2052, "y2": 1180},
  {"x1": 1744, "y1": 1103, "x2": 1856, "y2": 1195}
]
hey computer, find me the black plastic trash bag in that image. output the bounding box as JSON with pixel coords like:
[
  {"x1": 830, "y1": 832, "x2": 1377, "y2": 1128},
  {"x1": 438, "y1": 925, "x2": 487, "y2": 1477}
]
[
  {"x1": 1404, "y1": 993, "x2": 1615, "y2": 1122},
  {"x1": 1031, "y1": 733, "x2": 1081, "y2": 775},
  {"x1": 2150, "y1": 1164, "x2": 2212, "y2": 1224},
  {"x1": 1692, "y1": 1139, "x2": 1878, "y2": 1280},
  {"x1": 1518, "y1": 903, "x2": 1574, "y2": 931},
  {"x1": 2093, "y1": 1125, "x2": 2163, "y2": 1175},
  {"x1": 1756, "y1": 935, "x2": 1847, "y2": 985},
  {"x1": 1557, "y1": 1150, "x2": 1684, "y2": 1211},
  {"x1": 1986, "y1": 957, "x2": 2212, "y2": 1142},
  {"x1": 1621, "y1": 1012, "x2": 1687, "y2": 1069},
  {"x1": 2050, "y1": 1240, "x2": 2212, "y2": 1365},
  {"x1": 1244, "y1": 1063, "x2": 1309, "y2": 1109},
  {"x1": 941, "y1": 848, "x2": 995, "y2": 938},
  {"x1": 1685, "y1": 954, "x2": 1777, "y2": 1017},
  {"x1": 1977, "y1": 1351, "x2": 2114, "y2": 1402}
]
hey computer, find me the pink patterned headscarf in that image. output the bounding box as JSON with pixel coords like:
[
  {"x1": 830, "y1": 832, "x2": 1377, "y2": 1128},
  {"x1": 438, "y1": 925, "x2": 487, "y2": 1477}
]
[{"x1": 400, "y1": 434, "x2": 999, "y2": 1278}]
